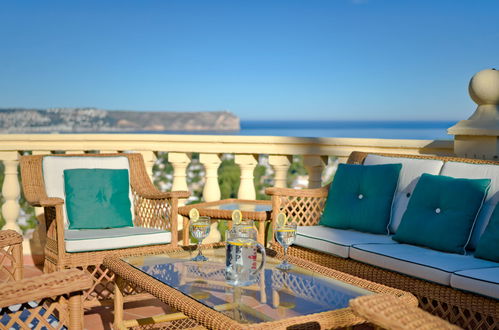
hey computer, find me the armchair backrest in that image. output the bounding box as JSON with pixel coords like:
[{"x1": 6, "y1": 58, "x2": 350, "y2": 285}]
[{"x1": 20, "y1": 153, "x2": 156, "y2": 228}]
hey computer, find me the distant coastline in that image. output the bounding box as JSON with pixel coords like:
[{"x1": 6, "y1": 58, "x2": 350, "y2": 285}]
[{"x1": 0, "y1": 108, "x2": 240, "y2": 133}]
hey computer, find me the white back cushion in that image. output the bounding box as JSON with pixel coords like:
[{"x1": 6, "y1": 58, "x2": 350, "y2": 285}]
[
  {"x1": 42, "y1": 156, "x2": 134, "y2": 227},
  {"x1": 364, "y1": 155, "x2": 444, "y2": 233},
  {"x1": 440, "y1": 161, "x2": 499, "y2": 250}
]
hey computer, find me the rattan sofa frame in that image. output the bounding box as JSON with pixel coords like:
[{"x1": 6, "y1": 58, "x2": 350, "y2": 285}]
[
  {"x1": 20, "y1": 153, "x2": 190, "y2": 308},
  {"x1": 266, "y1": 151, "x2": 499, "y2": 329}
]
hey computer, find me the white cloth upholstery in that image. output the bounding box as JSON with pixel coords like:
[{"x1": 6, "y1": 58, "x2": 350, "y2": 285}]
[
  {"x1": 350, "y1": 243, "x2": 498, "y2": 285},
  {"x1": 64, "y1": 227, "x2": 171, "y2": 252},
  {"x1": 42, "y1": 156, "x2": 134, "y2": 227},
  {"x1": 363, "y1": 155, "x2": 444, "y2": 233},
  {"x1": 450, "y1": 267, "x2": 499, "y2": 300},
  {"x1": 440, "y1": 161, "x2": 499, "y2": 250},
  {"x1": 295, "y1": 225, "x2": 396, "y2": 258}
]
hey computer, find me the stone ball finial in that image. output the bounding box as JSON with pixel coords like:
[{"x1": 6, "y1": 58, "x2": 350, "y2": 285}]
[{"x1": 469, "y1": 68, "x2": 499, "y2": 105}]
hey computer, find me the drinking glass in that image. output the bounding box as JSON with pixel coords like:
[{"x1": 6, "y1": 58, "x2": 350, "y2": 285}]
[
  {"x1": 275, "y1": 222, "x2": 297, "y2": 270},
  {"x1": 190, "y1": 216, "x2": 211, "y2": 261}
]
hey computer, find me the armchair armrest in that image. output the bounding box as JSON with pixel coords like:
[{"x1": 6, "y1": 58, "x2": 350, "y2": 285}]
[
  {"x1": 349, "y1": 294, "x2": 460, "y2": 330},
  {"x1": 39, "y1": 197, "x2": 64, "y2": 206},
  {"x1": 138, "y1": 190, "x2": 190, "y2": 200},
  {"x1": 265, "y1": 186, "x2": 329, "y2": 198},
  {"x1": 0, "y1": 230, "x2": 23, "y2": 249},
  {"x1": 0, "y1": 269, "x2": 93, "y2": 308}
]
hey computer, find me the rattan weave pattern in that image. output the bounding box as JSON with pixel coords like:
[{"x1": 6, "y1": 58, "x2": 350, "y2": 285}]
[
  {"x1": 0, "y1": 230, "x2": 23, "y2": 283},
  {"x1": 266, "y1": 151, "x2": 499, "y2": 329},
  {"x1": 19, "y1": 153, "x2": 189, "y2": 308},
  {"x1": 104, "y1": 243, "x2": 416, "y2": 330},
  {"x1": 0, "y1": 269, "x2": 93, "y2": 329},
  {"x1": 350, "y1": 294, "x2": 461, "y2": 330}
]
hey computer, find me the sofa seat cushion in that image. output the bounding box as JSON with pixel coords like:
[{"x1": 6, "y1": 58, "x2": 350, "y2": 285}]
[
  {"x1": 450, "y1": 267, "x2": 499, "y2": 300},
  {"x1": 350, "y1": 243, "x2": 498, "y2": 285},
  {"x1": 295, "y1": 225, "x2": 396, "y2": 258},
  {"x1": 64, "y1": 227, "x2": 171, "y2": 252},
  {"x1": 363, "y1": 155, "x2": 444, "y2": 233}
]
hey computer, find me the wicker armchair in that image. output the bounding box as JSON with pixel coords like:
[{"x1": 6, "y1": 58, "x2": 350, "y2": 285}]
[
  {"x1": 350, "y1": 294, "x2": 461, "y2": 330},
  {"x1": 20, "y1": 153, "x2": 190, "y2": 308},
  {"x1": 266, "y1": 151, "x2": 499, "y2": 329},
  {"x1": 0, "y1": 229, "x2": 93, "y2": 329}
]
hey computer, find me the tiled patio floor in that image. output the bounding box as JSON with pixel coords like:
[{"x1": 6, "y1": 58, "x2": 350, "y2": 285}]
[{"x1": 24, "y1": 265, "x2": 175, "y2": 330}]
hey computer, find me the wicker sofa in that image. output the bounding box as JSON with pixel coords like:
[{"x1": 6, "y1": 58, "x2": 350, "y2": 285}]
[{"x1": 267, "y1": 151, "x2": 499, "y2": 329}]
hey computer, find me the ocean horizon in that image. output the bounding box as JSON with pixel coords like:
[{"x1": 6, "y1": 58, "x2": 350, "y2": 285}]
[{"x1": 108, "y1": 120, "x2": 457, "y2": 140}]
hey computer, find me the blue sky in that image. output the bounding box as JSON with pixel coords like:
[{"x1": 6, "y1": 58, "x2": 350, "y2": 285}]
[{"x1": 0, "y1": 0, "x2": 498, "y2": 121}]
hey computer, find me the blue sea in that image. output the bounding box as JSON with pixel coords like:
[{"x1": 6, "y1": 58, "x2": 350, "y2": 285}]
[{"x1": 144, "y1": 120, "x2": 457, "y2": 140}]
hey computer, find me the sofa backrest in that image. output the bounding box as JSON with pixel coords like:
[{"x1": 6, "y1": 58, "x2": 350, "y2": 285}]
[
  {"x1": 348, "y1": 152, "x2": 499, "y2": 248},
  {"x1": 363, "y1": 155, "x2": 444, "y2": 233}
]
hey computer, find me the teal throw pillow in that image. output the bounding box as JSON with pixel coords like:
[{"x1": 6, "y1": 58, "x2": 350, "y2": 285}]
[
  {"x1": 319, "y1": 163, "x2": 402, "y2": 234},
  {"x1": 64, "y1": 169, "x2": 133, "y2": 229},
  {"x1": 475, "y1": 204, "x2": 499, "y2": 262},
  {"x1": 393, "y1": 173, "x2": 490, "y2": 254}
]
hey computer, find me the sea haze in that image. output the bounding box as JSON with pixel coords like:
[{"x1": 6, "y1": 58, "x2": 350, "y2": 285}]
[
  {"x1": 240, "y1": 120, "x2": 456, "y2": 140},
  {"x1": 99, "y1": 120, "x2": 457, "y2": 140}
]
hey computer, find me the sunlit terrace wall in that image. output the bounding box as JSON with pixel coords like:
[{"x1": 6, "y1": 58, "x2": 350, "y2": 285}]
[{"x1": 0, "y1": 134, "x2": 455, "y2": 256}]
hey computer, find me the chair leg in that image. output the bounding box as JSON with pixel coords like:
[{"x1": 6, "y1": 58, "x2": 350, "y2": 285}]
[
  {"x1": 114, "y1": 275, "x2": 126, "y2": 330},
  {"x1": 68, "y1": 292, "x2": 84, "y2": 330}
]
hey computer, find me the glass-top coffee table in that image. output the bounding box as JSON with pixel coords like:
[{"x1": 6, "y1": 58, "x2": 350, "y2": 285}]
[
  {"x1": 104, "y1": 243, "x2": 416, "y2": 329},
  {"x1": 179, "y1": 199, "x2": 273, "y2": 245}
]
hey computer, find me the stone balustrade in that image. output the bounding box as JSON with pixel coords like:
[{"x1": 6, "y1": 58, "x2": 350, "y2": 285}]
[{"x1": 0, "y1": 134, "x2": 454, "y2": 252}]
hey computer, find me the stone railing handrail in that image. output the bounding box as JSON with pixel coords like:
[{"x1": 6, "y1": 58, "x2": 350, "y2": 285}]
[{"x1": 0, "y1": 134, "x2": 454, "y2": 240}]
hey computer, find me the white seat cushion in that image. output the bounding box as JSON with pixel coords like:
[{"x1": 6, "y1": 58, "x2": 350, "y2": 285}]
[
  {"x1": 450, "y1": 267, "x2": 499, "y2": 300},
  {"x1": 350, "y1": 243, "x2": 497, "y2": 285},
  {"x1": 64, "y1": 227, "x2": 171, "y2": 252},
  {"x1": 295, "y1": 225, "x2": 396, "y2": 258},
  {"x1": 440, "y1": 161, "x2": 499, "y2": 250},
  {"x1": 363, "y1": 155, "x2": 444, "y2": 233},
  {"x1": 43, "y1": 156, "x2": 134, "y2": 227}
]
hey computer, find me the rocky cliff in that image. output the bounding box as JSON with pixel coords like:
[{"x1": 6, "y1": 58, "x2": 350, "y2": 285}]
[{"x1": 0, "y1": 108, "x2": 240, "y2": 133}]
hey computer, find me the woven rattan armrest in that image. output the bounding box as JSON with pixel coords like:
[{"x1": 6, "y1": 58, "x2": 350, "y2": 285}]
[
  {"x1": 0, "y1": 269, "x2": 93, "y2": 307},
  {"x1": 39, "y1": 197, "x2": 64, "y2": 207},
  {"x1": 138, "y1": 190, "x2": 190, "y2": 200},
  {"x1": 0, "y1": 230, "x2": 23, "y2": 249},
  {"x1": 349, "y1": 294, "x2": 461, "y2": 330},
  {"x1": 265, "y1": 186, "x2": 329, "y2": 198}
]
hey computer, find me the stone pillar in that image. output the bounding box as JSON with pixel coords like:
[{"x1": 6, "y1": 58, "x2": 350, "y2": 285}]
[
  {"x1": 268, "y1": 155, "x2": 292, "y2": 188},
  {"x1": 235, "y1": 154, "x2": 258, "y2": 200},
  {"x1": 448, "y1": 68, "x2": 499, "y2": 160},
  {"x1": 138, "y1": 150, "x2": 157, "y2": 179},
  {"x1": 168, "y1": 152, "x2": 191, "y2": 234},
  {"x1": 303, "y1": 155, "x2": 327, "y2": 188},
  {"x1": 199, "y1": 153, "x2": 221, "y2": 202},
  {"x1": 0, "y1": 152, "x2": 21, "y2": 232}
]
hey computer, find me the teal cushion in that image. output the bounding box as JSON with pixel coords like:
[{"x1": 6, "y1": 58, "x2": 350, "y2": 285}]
[
  {"x1": 319, "y1": 163, "x2": 402, "y2": 234},
  {"x1": 393, "y1": 173, "x2": 490, "y2": 254},
  {"x1": 475, "y1": 205, "x2": 499, "y2": 262},
  {"x1": 64, "y1": 169, "x2": 133, "y2": 229}
]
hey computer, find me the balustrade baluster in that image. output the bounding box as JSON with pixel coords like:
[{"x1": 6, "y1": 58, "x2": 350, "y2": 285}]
[
  {"x1": 0, "y1": 152, "x2": 21, "y2": 232},
  {"x1": 303, "y1": 155, "x2": 327, "y2": 188},
  {"x1": 168, "y1": 152, "x2": 191, "y2": 243},
  {"x1": 269, "y1": 155, "x2": 292, "y2": 188},
  {"x1": 199, "y1": 153, "x2": 221, "y2": 202},
  {"x1": 235, "y1": 154, "x2": 258, "y2": 200}
]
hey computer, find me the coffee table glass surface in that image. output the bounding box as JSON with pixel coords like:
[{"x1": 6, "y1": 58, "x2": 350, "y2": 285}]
[{"x1": 123, "y1": 245, "x2": 371, "y2": 325}]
